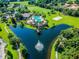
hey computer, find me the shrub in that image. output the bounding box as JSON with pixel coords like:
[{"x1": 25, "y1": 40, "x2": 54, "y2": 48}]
[
  {"x1": 0, "y1": 27, "x2": 2, "y2": 31},
  {"x1": 7, "y1": 50, "x2": 13, "y2": 59}
]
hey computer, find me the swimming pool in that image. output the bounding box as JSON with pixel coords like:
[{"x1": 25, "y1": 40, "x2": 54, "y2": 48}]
[{"x1": 33, "y1": 16, "x2": 42, "y2": 23}]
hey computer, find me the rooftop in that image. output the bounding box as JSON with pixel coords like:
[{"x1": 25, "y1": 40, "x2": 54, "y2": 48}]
[{"x1": 22, "y1": 13, "x2": 31, "y2": 18}]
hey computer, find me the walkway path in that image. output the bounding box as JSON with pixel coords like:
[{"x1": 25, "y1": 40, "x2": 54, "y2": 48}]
[
  {"x1": 17, "y1": 49, "x2": 23, "y2": 59},
  {"x1": 56, "y1": 48, "x2": 58, "y2": 59},
  {"x1": 4, "y1": 24, "x2": 9, "y2": 33}
]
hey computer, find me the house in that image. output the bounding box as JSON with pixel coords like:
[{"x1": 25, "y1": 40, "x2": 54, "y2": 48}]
[
  {"x1": 64, "y1": 3, "x2": 79, "y2": 10},
  {"x1": 22, "y1": 13, "x2": 31, "y2": 19}
]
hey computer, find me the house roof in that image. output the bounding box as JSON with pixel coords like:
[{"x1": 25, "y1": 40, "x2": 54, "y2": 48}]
[{"x1": 22, "y1": 13, "x2": 31, "y2": 18}]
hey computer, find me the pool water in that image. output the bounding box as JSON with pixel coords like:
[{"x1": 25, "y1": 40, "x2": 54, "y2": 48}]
[
  {"x1": 33, "y1": 16, "x2": 42, "y2": 23},
  {"x1": 10, "y1": 24, "x2": 71, "y2": 59}
]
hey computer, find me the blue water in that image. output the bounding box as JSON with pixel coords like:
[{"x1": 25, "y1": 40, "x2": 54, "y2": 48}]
[
  {"x1": 10, "y1": 24, "x2": 71, "y2": 59},
  {"x1": 33, "y1": 16, "x2": 41, "y2": 23}
]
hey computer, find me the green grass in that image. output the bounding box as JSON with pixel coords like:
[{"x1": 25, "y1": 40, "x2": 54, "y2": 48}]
[
  {"x1": 47, "y1": 13, "x2": 79, "y2": 28},
  {"x1": 50, "y1": 44, "x2": 56, "y2": 59},
  {"x1": 0, "y1": 23, "x2": 19, "y2": 59},
  {"x1": 50, "y1": 39, "x2": 59, "y2": 59},
  {"x1": 10, "y1": 1, "x2": 29, "y2": 5}
]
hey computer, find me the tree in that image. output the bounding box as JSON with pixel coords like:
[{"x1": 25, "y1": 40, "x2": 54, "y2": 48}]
[
  {"x1": 15, "y1": 13, "x2": 23, "y2": 20},
  {"x1": 11, "y1": 17, "x2": 17, "y2": 25},
  {"x1": 0, "y1": 27, "x2": 2, "y2": 31},
  {"x1": 7, "y1": 50, "x2": 13, "y2": 59},
  {"x1": 51, "y1": 8, "x2": 56, "y2": 14},
  {"x1": 67, "y1": 0, "x2": 74, "y2": 4},
  {"x1": 10, "y1": 37, "x2": 20, "y2": 50},
  {"x1": 55, "y1": 38, "x2": 61, "y2": 50},
  {"x1": 58, "y1": 42, "x2": 64, "y2": 52},
  {"x1": 20, "y1": 22, "x2": 24, "y2": 28},
  {"x1": 1, "y1": 17, "x2": 8, "y2": 23},
  {"x1": 22, "y1": 48, "x2": 28, "y2": 59},
  {"x1": 75, "y1": 0, "x2": 79, "y2": 4},
  {"x1": 74, "y1": 9, "x2": 79, "y2": 17},
  {"x1": 8, "y1": 33, "x2": 14, "y2": 39},
  {"x1": 73, "y1": 52, "x2": 79, "y2": 59}
]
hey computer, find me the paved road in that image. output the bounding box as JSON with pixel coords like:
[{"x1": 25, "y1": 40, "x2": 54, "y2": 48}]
[
  {"x1": 0, "y1": 39, "x2": 6, "y2": 59},
  {"x1": 17, "y1": 49, "x2": 23, "y2": 59},
  {"x1": 4, "y1": 24, "x2": 9, "y2": 33},
  {"x1": 56, "y1": 48, "x2": 58, "y2": 59}
]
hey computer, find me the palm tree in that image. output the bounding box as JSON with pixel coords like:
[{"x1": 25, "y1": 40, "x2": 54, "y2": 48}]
[{"x1": 10, "y1": 37, "x2": 20, "y2": 50}]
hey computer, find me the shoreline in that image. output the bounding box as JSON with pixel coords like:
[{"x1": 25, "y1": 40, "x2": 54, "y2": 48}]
[{"x1": 47, "y1": 37, "x2": 57, "y2": 59}]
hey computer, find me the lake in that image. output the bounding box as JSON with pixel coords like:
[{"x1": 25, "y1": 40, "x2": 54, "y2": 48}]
[{"x1": 10, "y1": 24, "x2": 71, "y2": 59}]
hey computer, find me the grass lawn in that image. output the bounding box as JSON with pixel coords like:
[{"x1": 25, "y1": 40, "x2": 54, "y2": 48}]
[
  {"x1": 50, "y1": 43, "x2": 56, "y2": 59},
  {"x1": 10, "y1": 1, "x2": 29, "y2": 5},
  {"x1": 47, "y1": 13, "x2": 79, "y2": 28},
  {"x1": 0, "y1": 23, "x2": 19, "y2": 59}
]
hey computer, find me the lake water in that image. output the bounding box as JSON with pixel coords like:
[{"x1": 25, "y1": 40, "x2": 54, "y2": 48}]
[{"x1": 10, "y1": 24, "x2": 71, "y2": 59}]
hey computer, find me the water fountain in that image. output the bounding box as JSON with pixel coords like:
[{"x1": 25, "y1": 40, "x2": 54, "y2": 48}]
[
  {"x1": 35, "y1": 40, "x2": 44, "y2": 52},
  {"x1": 17, "y1": 0, "x2": 20, "y2": 2}
]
